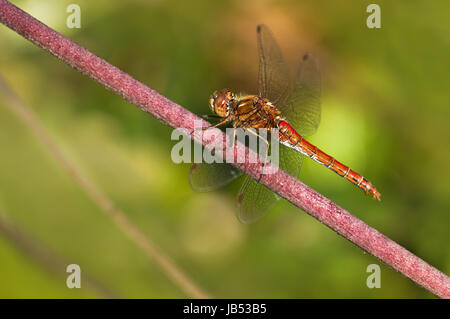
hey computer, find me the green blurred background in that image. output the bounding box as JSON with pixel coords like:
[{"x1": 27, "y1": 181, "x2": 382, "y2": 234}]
[{"x1": 0, "y1": 0, "x2": 449, "y2": 298}]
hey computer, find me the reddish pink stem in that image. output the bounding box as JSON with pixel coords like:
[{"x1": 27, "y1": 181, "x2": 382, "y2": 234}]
[{"x1": 1, "y1": 0, "x2": 448, "y2": 298}]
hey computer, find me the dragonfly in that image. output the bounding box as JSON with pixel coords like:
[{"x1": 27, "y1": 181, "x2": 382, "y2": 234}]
[{"x1": 189, "y1": 24, "x2": 380, "y2": 223}]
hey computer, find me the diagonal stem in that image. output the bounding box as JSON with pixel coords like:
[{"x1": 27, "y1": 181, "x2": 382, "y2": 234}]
[
  {"x1": 0, "y1": 0, "x2": 449, "y2": 298},
  {"x1": 0, "y1": 73, "x2": 210, "y2": 299}
]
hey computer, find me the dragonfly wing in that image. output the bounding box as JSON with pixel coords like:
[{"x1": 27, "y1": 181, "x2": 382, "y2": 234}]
[
  {"x1": 237, "y1": 144, "x2": 303, "y2": 223},
  {"x1": 189, "y1": 162, "x2": 243, "y2": 192},
  {"x1": 257, "y1": 24, "x2": 291, "y2": 105},
  {"x1": 279, "y1": 142, "x2": 304, "y2": 179},
  {"x1": 280, "y1": 53, "x2": 321, "y2": 137},
  {"x1": 237, "y1": 176, "x2": 280, "y2": 224},
  {"x1": 257, "y1": 25, "x2": 321, "y2": 137}
]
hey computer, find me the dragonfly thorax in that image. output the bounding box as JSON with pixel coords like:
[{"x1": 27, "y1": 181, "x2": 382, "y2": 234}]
[{"x1": 209, "y1": 89, "x2": 235, "y2": 118}]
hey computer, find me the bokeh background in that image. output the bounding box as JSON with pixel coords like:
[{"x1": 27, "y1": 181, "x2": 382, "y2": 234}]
[{"x1": 0, "y1": 0, "x2": 449, "y2": 298}]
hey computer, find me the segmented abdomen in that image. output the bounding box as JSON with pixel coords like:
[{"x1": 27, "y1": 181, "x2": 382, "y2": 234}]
[{"x1": 278, "y1": 120, "x2": 381, "y2": 200}]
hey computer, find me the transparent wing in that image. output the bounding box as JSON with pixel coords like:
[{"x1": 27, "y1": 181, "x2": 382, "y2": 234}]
[
  {"x1": 237, "y1": 144, "x2": 304, "y2": 223},
  {"x1": 257, "y1": 24, "x2": 291, "y2": 105},
  {"x1": 280, "y1": 53, "x2": 321, "y2": 137},
  {"x1": 237, "y1": 176, "x2": 279, "y2": 224},
  {"x1": 189, "y1": 162, "x2": 243, "y2": 192},
  {"x1": 237, "y1": 25, "x2": 310, "y2": 223},
  {"x1": 257, "y1": 24, "x2": 321, "y2": 137}
]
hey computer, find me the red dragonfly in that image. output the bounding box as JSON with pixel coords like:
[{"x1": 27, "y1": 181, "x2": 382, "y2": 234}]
[{"x1": 190, "y1": 25, "x2": 380, "y2": 223}]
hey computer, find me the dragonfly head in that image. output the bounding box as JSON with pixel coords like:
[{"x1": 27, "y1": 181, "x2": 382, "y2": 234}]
[{"x1": 209, "y1": 89, "x2": 234, "y2": 118}]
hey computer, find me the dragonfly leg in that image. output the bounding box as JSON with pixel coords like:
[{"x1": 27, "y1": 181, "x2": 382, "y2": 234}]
[
  {"x1": 189, "y1": 116, "x2": 232, "y2": 139},
  {"x1": 242, "y1": 128, "x2": 270, "y2": 182},
  {"x1": 258, "y1": 137, "x2": 270, "y2": 182},
  {"x1": 203, "y1": 116, "x2": 232, "y2": 129},
  {"x1": 199, "y1": 114, "x2": 222, "y2": 120}
]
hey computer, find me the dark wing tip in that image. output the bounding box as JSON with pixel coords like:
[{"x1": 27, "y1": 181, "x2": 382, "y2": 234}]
[
  {"x1": 302, "y1": 52, "x2": 319, "y2": 65},
  {"x1": 257, "y1": 24, "x2": 268, "y2": 34},
  {"x1": 303, "y1": 52, "x2": 317, "y2": 61},
  {"x1": 190, "y1": 163, "x2": 198, "y2": 173},
  {"x1": 237, "y1": 192, "x2": 244, "y2": 204}
]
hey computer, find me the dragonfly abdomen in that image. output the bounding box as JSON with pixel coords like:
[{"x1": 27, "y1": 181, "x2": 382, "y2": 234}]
[{"x1": 278, "y1": 120, "x2": 381, "y2": 200}]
